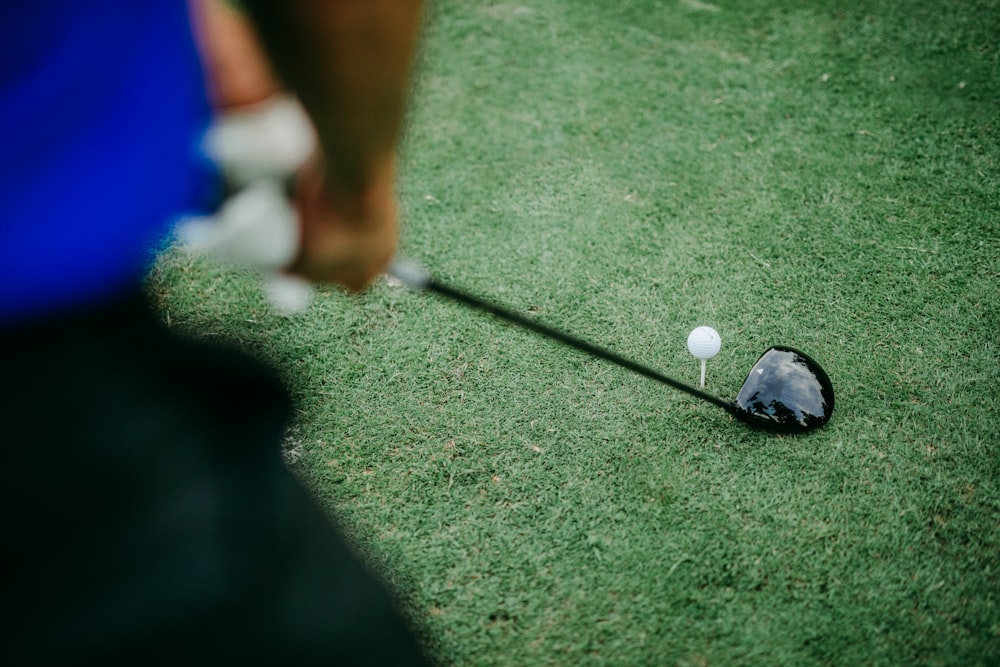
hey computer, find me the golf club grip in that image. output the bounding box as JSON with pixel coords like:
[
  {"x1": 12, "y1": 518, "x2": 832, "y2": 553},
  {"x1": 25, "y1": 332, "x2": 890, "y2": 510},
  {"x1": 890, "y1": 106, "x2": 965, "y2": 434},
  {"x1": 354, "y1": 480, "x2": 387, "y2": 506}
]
[{"x1": 424, "y1": 278, "x2": 735, "y2": 412}]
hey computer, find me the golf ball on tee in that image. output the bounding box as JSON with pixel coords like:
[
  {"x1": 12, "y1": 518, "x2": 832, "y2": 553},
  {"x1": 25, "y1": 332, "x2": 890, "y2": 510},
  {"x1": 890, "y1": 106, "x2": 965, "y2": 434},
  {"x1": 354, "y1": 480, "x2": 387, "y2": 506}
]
[{"x1": 687, "y1": 326, "x2": 721, "y2": 359}]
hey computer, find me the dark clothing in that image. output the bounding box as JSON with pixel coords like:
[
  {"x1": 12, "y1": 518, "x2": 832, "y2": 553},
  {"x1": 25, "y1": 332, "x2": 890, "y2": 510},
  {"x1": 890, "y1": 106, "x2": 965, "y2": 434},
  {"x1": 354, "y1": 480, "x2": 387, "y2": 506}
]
[{"x1": 1, "y1": 293, "x2": 428, "y2": 665}]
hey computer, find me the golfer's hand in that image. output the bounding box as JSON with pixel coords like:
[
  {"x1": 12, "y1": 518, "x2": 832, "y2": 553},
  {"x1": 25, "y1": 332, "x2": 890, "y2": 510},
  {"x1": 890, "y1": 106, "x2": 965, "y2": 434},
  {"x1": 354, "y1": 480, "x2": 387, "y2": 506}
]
[{"x1": 288, "y1": 156, "x2": 398, "y2": 292}]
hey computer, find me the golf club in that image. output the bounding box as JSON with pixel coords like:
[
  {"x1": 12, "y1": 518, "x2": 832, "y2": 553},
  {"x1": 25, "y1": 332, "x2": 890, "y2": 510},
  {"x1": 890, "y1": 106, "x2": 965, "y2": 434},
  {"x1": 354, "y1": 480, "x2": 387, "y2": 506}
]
[
  {"x1": 178, "y1": 101, "x2": 833, "y2": 434},
  {"x1": 389, "y1": 259, "x2": 834, "y2": 434}
]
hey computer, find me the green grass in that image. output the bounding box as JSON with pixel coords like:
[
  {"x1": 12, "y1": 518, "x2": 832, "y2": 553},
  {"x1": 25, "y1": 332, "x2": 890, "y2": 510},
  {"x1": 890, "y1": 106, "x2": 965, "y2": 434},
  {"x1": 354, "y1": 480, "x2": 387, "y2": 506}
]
[{"x1": 153, "y1": 0, "x2": 999, "y2": 664}]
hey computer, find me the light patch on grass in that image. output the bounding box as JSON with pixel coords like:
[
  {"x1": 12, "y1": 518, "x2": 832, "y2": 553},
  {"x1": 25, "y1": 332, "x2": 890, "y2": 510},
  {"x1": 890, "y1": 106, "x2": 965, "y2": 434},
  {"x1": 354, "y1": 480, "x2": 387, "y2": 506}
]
[{"x1": 681, "y1": 0, "x2": 721, "y2": 12}]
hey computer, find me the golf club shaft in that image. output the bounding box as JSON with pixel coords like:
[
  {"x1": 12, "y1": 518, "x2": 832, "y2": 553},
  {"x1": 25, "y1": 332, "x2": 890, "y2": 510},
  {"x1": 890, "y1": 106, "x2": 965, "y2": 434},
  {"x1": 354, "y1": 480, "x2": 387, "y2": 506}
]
[{"x1": 390, "y1": 261, "x2": 735, "y2": 412}]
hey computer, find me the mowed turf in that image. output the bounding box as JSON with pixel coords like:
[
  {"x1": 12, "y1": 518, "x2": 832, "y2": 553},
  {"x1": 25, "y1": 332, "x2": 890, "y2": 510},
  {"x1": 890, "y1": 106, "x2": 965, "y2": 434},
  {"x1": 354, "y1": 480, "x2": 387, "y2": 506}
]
[{"x1": 153, "y1": 0, "x2": 999, "y2": 664}]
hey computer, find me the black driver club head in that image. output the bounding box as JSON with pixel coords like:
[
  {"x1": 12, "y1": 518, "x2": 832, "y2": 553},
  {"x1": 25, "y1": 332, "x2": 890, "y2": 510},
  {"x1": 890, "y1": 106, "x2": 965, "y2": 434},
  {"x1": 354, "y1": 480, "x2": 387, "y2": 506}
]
[{"x1": 730, "y1": 346, "x2": 835, "y2": 433}]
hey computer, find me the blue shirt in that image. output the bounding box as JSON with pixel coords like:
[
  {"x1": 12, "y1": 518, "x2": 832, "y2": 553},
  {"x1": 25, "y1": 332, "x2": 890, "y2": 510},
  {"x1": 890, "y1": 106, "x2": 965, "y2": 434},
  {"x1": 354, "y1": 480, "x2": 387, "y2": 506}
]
[{"x1": 0, "y1": 2, "x2": 215, "y2": 322}]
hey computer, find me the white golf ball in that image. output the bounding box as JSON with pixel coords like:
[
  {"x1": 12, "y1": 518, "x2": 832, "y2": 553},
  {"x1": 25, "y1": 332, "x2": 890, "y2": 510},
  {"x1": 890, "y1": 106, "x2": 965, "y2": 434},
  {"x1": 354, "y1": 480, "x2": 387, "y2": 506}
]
[{"x1": 687, "y1": 326, "x2": 721, "y2": 359}]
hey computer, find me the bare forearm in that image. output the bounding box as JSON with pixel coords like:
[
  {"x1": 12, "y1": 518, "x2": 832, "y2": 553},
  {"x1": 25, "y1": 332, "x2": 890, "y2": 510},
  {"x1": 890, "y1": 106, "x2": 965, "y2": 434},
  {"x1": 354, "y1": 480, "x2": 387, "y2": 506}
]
[
  {"x1": 241, "y1": 0, "x2": 424, "y2": 198},
  {"x1": 191, "y1": 0, "x2": 281, "y2": 109}
]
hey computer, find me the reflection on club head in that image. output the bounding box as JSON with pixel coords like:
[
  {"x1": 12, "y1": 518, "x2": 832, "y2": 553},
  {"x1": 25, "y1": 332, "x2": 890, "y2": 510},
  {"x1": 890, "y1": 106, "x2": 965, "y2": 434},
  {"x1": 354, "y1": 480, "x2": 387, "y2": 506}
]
[{"x1": 732, "y1": 347, "x2": 834, "y2": 433}]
